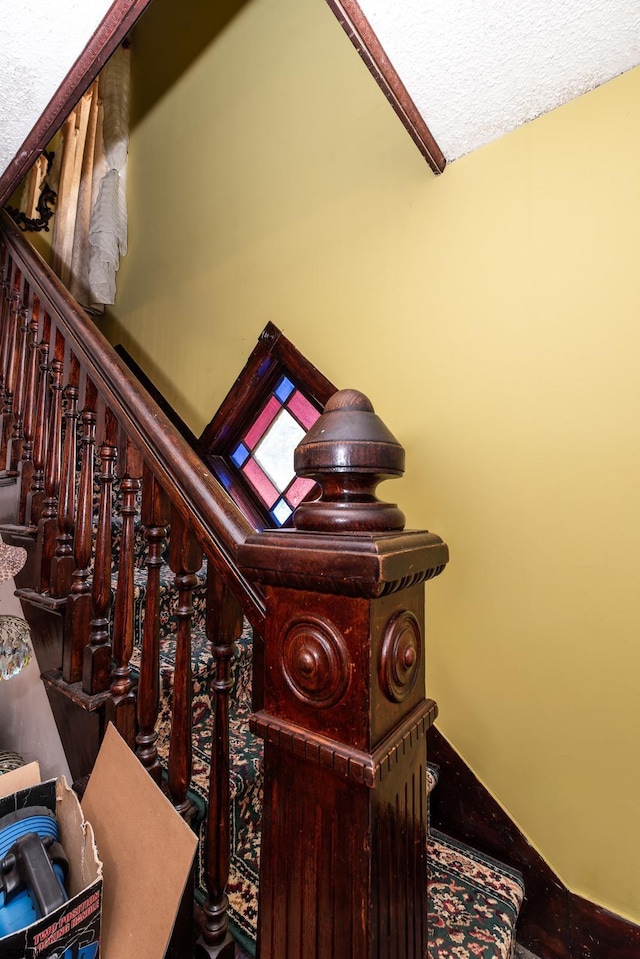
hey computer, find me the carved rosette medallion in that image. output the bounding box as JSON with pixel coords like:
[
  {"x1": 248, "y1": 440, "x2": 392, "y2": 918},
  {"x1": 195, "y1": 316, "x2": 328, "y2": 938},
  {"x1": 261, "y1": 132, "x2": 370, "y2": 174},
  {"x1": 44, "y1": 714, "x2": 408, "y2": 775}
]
[
  {"x1": 282, "y1": 616, "x2": 350, "y2": 709},
  {"x1": 379, "y1": 610, "x2": 422, "y2": 703}
]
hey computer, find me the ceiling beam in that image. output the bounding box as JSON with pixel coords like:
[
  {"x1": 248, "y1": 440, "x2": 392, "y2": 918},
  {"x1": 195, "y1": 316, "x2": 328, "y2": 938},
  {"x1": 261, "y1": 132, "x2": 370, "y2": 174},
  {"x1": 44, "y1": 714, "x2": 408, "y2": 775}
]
[{"x1": 325, "y1": 0, "x2": 446, "y2": 174}]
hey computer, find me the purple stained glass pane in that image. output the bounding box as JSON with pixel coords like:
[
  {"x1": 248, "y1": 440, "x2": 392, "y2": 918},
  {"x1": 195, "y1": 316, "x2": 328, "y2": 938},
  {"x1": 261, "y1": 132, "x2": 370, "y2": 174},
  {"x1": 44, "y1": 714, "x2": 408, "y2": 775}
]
[
  {"x1": 286, "y1": 475, "x2": 316, "y2": 508},
  {"x1": 244, "y1": 395, "x2": 281, "y2": 450},
  {"x1": 271, "y1": 498, "x2": 293, "y2": 526},
  {"x1": 231, "y1": 442, "x2": 250, "y2": 468},
  {"x1": 242, "y1": 458, "x2": 279, "y2": 508},
  {"x1": 287, "y1": 390, "x2": 320, "y2": 430},
  {"x1": 274, "y1": 375, "x2": 295, "y2": 403}
]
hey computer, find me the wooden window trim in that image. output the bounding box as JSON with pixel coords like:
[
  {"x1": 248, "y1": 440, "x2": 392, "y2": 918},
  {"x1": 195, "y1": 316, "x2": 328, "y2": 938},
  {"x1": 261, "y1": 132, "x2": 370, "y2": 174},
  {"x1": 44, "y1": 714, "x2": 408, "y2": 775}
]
[{"x1": 199, "y1": 323, "x2": 336, "y2": 532}]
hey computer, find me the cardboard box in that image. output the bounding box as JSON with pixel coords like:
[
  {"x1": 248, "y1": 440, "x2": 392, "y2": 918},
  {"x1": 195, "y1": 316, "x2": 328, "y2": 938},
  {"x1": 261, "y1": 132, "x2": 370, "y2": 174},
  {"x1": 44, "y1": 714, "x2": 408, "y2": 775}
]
[
  {"x1": 0, "y1": 725, "x2": 198, "y2": 959},
  {"x1": 0, "y1": 766, "x2": 101, "y2": 959}
]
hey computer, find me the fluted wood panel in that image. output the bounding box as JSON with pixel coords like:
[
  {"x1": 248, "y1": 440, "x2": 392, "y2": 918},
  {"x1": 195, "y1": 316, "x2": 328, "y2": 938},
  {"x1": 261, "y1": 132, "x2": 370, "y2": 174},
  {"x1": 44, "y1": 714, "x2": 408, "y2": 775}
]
[{"x1": 259, "y1": 750, "x2": 370, "y2": 959}]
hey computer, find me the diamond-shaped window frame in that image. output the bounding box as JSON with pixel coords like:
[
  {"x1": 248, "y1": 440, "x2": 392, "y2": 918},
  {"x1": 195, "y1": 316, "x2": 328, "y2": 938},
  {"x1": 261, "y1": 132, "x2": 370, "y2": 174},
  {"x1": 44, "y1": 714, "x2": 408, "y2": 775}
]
[{"x1": 198, "y1": 323, "x2": 336, "y2": 532}]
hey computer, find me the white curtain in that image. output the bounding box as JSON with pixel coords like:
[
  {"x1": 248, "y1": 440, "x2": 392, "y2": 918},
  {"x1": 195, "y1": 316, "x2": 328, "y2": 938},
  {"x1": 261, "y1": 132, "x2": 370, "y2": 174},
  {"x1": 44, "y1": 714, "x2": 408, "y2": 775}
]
[{"x1": 50, "y1": 45, "x2": 130, "y2": 312}]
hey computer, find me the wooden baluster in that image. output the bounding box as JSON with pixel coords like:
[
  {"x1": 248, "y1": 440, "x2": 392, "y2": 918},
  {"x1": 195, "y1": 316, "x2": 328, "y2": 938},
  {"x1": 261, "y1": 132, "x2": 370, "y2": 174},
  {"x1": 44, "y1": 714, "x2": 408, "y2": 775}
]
[
  {"x1": 0, "y1": 250, "x2": 6, "y2": 407},
  {"x1": 167, "y1": 509, "x2": 201, "y2": 818},
  {"x1": 0, "y1": 267, "x2": 23, "y2": 466},
  {"x1": 17, "y1": 294, "x2": 41, "y2": 524},
  {"x1": 0, "y1": 242, "x2": 7, "y2": 342},
  {"x1": 196, "y1": 572, "x2": 243, "y2": 959},
  {"x1": 26, "y1": 311, "x2": 51, "y2": 526},
  {"x1": 136, "y1": 465, "x2": 170, "y2": 783},
  {"x1": 62, "y1": 376, "x2": 97, "y2": 684},
  {"x1": 105, "y1": 433, "x2": 143, "y2": 748},
  {"x1": 49, "y1": 352, "x2": 80, "y2": 598},
  {"x1": 0, "y1": 242, "x2": 5, "y2": 302},
  {"x1": 6, "y1": 281, "x2": 31, "y2": 473},
  {"x1": 35, "y1": 328, "x2": 65, "y2": 592},
  {"x1": 0, "y1": 257, "x2": 17, "y2": 403},
  {"x1": 83, "y1": 406, "x2": 118, "y2": 695}
]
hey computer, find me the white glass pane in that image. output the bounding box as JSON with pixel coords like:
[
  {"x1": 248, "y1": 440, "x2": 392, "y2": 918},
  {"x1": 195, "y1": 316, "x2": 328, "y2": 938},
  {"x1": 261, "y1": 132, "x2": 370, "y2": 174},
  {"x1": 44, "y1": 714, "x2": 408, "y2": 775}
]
[{"x1": 253, "y1": 408, "x2": 305, "y2": 492}]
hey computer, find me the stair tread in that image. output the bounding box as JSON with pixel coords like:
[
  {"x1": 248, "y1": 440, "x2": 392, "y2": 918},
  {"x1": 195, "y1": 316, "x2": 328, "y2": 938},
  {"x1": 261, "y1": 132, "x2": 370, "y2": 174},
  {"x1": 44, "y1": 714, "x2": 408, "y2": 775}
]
[{"x1": 428, "y1": 830, "x2": 524, "y2": 959}]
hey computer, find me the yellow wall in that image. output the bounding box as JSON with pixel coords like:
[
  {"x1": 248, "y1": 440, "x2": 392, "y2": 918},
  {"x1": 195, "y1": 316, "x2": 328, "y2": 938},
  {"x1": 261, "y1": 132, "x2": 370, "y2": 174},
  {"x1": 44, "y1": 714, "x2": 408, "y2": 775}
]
[{"x1": 106, "y1": 0, "x2": 640, "y2": 923}]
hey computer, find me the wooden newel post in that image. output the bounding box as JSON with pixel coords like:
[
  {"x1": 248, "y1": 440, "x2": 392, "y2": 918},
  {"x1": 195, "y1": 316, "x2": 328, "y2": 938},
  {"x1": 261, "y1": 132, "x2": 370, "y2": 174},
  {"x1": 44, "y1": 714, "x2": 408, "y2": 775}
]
[{"x1": 238, "y1": 389, "x2": 448, "y2": 959}]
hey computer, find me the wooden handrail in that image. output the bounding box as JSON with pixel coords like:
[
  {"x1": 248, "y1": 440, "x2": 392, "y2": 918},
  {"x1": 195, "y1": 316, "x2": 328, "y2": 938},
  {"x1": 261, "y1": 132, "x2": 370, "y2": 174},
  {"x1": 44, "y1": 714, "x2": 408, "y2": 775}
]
[{"x1": 0, "y1": 210, "x2": 265, "y2": 631}]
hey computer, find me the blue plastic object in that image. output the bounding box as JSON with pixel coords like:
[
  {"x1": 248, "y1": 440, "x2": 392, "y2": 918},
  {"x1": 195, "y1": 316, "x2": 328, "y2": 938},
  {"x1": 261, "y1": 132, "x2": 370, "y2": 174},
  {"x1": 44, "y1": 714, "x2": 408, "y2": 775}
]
[{"x1": 0, "y1": 807, "x2": 69, "y2": 937}]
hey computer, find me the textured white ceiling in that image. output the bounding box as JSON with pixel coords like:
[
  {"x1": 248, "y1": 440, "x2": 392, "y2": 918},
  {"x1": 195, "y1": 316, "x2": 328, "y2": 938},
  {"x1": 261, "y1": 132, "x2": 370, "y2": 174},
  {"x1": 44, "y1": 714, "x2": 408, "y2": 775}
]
[
  {"x1": 1, "y1": 0, "x2": 639, "y2": 181},
  {"x1": 358, "y1": 0, "x2": 640, "y2": 160},
  {"x1": 0, "y1": 0, "x2": 113, "y2": 178}
]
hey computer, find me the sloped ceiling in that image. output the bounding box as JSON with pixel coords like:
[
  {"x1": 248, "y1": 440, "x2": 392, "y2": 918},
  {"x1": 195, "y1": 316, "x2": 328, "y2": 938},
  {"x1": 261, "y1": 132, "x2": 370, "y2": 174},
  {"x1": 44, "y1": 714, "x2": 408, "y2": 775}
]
[
  {"x1": 354, "y1": 0, "x2": 640, "y2": 160},
  {"x1": 1, "y1": 0, "x2": 639, "y2": 189},
  {"x1": 0, "y1": 0, "x2": 114, "y2": 177}
]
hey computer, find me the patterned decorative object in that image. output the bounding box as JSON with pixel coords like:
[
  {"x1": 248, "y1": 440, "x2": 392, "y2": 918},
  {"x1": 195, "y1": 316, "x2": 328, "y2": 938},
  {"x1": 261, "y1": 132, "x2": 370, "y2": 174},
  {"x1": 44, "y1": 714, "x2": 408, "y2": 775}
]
[
  {"x1": 0, "y1": 542, "x2": 27, "y2": 584},
  {"x1": 0, "y1": 615, "x2": 32, "y2": 680},
  {"x1": 0, "y1": 541, "x2": 31, "y2": 681},
  {"x1": 281, "y1": 616, "x2": 350, "y2": 709},
  {"x1": 379, "y1": 609, "x2": 422, "y2": 703},
  {"x1": 0, "y1": 750, "x2": 26, "y2": 775},
  {"x1": 428, "y1": 830, "x2": 524, "y2": 959}
]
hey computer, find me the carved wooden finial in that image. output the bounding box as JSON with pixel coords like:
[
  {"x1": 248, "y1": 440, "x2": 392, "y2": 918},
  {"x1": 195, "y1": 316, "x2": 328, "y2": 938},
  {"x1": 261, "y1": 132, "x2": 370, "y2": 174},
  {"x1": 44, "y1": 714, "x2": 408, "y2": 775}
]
[{"x1": 293, "y1": 388, "x2": 406, "y2": 532}]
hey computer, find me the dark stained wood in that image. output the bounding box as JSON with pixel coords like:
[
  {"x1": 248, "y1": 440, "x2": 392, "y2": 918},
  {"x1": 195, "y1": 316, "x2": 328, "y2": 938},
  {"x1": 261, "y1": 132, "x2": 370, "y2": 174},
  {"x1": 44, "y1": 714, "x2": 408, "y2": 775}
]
[
  {"x1": 6, "y1": 282, "x2": 30, "y2": 472},
  {"x1": 239, "y1": 390, "x2": 448, "y2": 958},
  {"x1": 0, "y1": 0, "x2": 157, "y2": 209},
  {"x1": 0, "y1": 268, "x2": 23, "y2": 465},
  {"x1": 83, "y1": 407, "x2": 118, "y2": 695},
  {"x1": 26, "y1": 311, "x2": 51, "y2": 525},
  {"x1": 50, "y1": 352, "x2": 80, "y2": 597},
  {"x1": 42, "y1": 668, "x2": 109, "y2": 782},
  {"x1": 199, "y1": 322, "x2": 336, "y2": 455},
  {"x1": 324, "y1": 0, "x2": 446, "y2": 174},
  {"x1": 0, "y1": 250, "x2": 14, "y2": 397},
  {"x1": 62, "y1": 376, "x2": 97, "y2": 683},
  {"x1": 17, "y1": 293, "x2": 41, "y2": 523},
  {"x1": 35, "y1": 328, "x2": 65, "y2": 592},
  {"x1": 196, "y1": 573, "x2": 243, "y2": 959},
  {"x1": 167, "y1": 508, "x2": 202, "y2": 819},
  {"x1": 0, "y1": 258, "x2": 17, "y2": 391},
  {"x1": 105, "y1": 433, "x2": 143, "y2": 747},
  {"x1": 570, "y1": 895, "x2": 640, "y2": 959},
  {"x1": 136, "y1": 465, "x2": 170, "y2": 783}
]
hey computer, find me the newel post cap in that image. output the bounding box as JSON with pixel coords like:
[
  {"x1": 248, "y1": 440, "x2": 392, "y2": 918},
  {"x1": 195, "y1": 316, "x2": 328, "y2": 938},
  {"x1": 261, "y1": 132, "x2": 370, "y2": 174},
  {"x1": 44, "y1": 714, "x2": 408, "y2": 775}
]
[{"x1": 294, "y1": 389, "x2": 406, "y2": 533}]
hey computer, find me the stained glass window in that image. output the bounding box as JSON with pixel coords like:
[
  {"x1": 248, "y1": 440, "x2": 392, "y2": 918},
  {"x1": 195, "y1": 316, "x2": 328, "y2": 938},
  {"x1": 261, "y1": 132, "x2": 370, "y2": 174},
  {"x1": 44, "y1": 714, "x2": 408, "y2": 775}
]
[{"x1": 230, "y1": 375, "x2": 320, "y2": 526}]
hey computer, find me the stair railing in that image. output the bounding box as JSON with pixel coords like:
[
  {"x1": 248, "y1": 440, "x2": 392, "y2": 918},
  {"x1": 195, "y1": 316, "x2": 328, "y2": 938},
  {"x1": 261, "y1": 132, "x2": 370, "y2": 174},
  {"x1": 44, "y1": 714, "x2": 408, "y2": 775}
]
[
  {"x1": 0, "y1": 209, "x2": 264, "y2": 957},
  {"x1": 0, "y1": 209, "x2": 450, "y2": 959}
]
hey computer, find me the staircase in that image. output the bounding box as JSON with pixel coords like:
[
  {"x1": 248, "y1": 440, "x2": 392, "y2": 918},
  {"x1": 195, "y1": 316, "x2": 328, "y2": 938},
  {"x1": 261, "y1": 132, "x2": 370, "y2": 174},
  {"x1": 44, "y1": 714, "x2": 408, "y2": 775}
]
[
  {"x1": 0, "y1": 209, "x2": 524, "y2": 958},
  {"x1": 141, "y1": 602, "x2": 525, "y2": 957}
]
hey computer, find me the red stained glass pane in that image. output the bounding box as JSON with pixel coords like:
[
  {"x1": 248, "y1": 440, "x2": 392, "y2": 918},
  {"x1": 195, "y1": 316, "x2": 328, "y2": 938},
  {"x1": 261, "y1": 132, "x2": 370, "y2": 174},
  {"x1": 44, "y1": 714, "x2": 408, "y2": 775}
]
[
  {"x1": 287, "y1": 390, "x2": 320, "y2": 430},
  {"x1": 244, "y1": 395, "x2": 281, "y2": 450},
  {"x1": 243, "y1": 458, "x2": 279, "y2": 508},
  {"x1": 286, "y1": 475, "x2": 316, "y2": 508}
]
